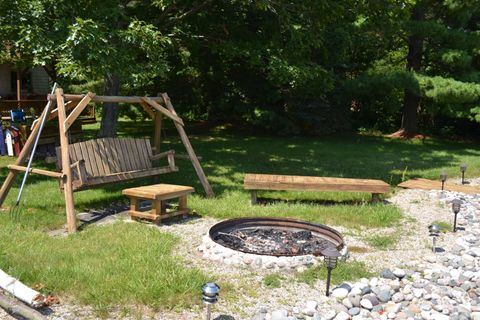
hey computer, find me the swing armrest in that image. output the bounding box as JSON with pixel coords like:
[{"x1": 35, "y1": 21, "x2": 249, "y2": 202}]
[
  {"x1": 70, "y1": 160, "x2": 88, "y2": 186},
  {"x1": 150, "y1": 150, "x2": 176, "y2": 171}
]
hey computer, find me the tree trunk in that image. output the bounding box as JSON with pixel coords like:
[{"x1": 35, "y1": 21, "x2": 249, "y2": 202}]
[
  {"x1": 399, "y1": 4, "x2": 425, "y2": 136},
  {"x1": 43, "y1": 64, "x2": 57, "y2": 83},
  {"x1": 401, "y1": 90, "x2": 420, "y2": 134},
  {"x1": 98, "y1": 73, "x2": 120, "y2": 137}
]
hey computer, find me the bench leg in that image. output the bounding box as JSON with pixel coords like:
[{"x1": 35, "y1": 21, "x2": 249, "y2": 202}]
[
  {"x1": 179, "y1": 195, "x2": 189, "y2": 219},
  {"x1": 251, "y1": 190, "x2": 257, "y2": 205},
  {"x1": 372, "y1": 193, "x2": 381, "y2": 203}
]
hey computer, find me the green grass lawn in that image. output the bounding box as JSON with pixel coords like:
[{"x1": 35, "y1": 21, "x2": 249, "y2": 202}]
[{"x1": 0, "y1": 120, "x2": 479, "y2": 313}]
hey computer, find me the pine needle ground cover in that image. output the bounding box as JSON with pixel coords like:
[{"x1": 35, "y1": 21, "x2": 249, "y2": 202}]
[{"x1": 0, "y1": 121, "x2": 479, "y2": 311}]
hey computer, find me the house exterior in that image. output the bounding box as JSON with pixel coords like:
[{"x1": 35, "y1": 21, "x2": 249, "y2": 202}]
[{"x1": 0, "y1": 64, "x2": 50, "y2": 99}]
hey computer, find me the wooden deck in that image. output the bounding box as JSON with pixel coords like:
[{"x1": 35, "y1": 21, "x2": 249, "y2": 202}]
[
  {"x1": 398, "y1": 178, "x2": 480, "y2": 194},
  {"x1": 244, "y1": 173, "x2": 390, "y2": 204}
]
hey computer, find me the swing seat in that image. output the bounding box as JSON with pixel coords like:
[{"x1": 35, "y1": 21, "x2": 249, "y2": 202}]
[{"x1": 56, "y1": 137, "x2": 178, "y2": 190}]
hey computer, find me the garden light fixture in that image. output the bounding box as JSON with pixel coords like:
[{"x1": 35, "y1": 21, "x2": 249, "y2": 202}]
[
  {"x1": 428, "y1": 224, "x2": 440, "y2": 253},
  {"x1": 202, "y1": 282, "x2": 220, "y2": 320},
  {"x1": 452, "y1": 199, "x2": 462, "y2": 232},
  {"x1": 322, "y1": 247, "x2": 341, "y2": 297},
  {"x1": 440, "y1": 172, "x2": 447, "y2": 191},
  {"x1": 460, "y1": 164, "x2": 467, "y2": 184}
]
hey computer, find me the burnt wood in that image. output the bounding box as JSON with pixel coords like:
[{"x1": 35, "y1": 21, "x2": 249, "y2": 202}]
[{"x1": 209, "y1": 217, "x2": 344, "y2": 257}]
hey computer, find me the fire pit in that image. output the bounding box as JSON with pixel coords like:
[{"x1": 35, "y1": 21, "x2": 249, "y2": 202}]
[{"x1": 199, "y1": 217, "x2": 346, "y2": 270}]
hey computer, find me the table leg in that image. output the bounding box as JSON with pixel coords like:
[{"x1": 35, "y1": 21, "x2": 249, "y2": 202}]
[
  {"x1": 129, "y1": 197, "x2": 140, "y2": 220},
  {"x1": 153, "y1": 200, "x2": 162, "y2": 223},
  {"x1": 179, "y1": 195, "x2": 188, "y2": 218}
]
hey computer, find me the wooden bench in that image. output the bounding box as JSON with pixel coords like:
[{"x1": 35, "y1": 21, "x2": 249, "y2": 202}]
[
  {"x1": 398, "y1": 178, "x2": 480, "y2": 194},
  {"x1": 56, "y1": 137, "x2": 178, "y2": 190},
  {"x1": 122, "y1": 184, "x2": 194, "y2": 223},
  {"x1": 244, "y1": 173, "x2": 390, "y2": 204}
]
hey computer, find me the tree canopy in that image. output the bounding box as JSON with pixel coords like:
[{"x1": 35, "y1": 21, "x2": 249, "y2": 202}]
[{"x1": 1, "y1": 0, "x2": 479, "y2": 137}]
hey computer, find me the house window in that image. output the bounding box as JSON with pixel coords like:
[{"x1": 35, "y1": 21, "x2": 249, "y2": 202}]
[{"x1": 10, "y1": 71, "x2": 32, "y2": 94}]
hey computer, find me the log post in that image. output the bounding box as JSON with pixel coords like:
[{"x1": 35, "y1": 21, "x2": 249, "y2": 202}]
[
  {"x1": 0, "y1": 100, "x2": 56, "y2": 207},
  {"x1": 161, "y1": 93, "x2": 214, "y2": 197},
  {"x1": 0, "y1": 293, "x2": 46, "y2": 320},
  {"x1": 153, "y1": 111, "x2": 162, "y2": 154},
  {"x1": 56, "y1": 88, "x2": 77, "y2": 233}
]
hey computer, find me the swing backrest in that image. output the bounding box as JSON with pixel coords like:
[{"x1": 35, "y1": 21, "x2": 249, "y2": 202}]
[{"x1": 56, "y1": 137, "x2": 177, "y2": 190}]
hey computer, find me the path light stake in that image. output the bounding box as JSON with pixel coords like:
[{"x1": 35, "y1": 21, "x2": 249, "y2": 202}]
[
  {"x1": 460, "y1": 164, "x2": 467, "y2": 184},
  {"x1": 322, "y1": 247, "x2": 341, "y2": 297},
  {"x1": 428, "y1": 224, "x2": 440, "y2": 253},
  {"x1": 202, "y1": 282, "x2": 220, "y2": 320},
  {"x1": 440, "y1": 172, "x2": 447, "y2": 191},
  {"x1": 452, "y1": 199, "x2": 462, "y2": 232}
]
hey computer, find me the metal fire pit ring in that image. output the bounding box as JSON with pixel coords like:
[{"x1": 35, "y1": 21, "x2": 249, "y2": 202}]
[{"x1": 209, "y1": 217, "x2": 344, "y2": 257}]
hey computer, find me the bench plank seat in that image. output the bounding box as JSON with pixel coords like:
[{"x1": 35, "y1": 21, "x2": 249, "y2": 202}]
[
  {"x1": 398, "y1": 178, "x2": 480, "y2": 194},
  {"x1": 57, "y1": 138, "x2": 178, "y2": 190},
  {"x1": 244, "y1": 173, "x2": 390, "y2": 204}
]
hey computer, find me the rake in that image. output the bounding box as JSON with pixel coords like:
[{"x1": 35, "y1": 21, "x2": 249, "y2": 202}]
[{"x1": 9, "y1": 83, "x2": 57, "y2": 220}]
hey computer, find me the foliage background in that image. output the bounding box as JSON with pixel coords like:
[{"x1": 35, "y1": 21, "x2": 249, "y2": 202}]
[{"x1": 1, "y1": 0, "x2": 480, "y2": 137}]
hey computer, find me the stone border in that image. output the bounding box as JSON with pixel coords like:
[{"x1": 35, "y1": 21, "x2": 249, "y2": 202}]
[{"x1": 197, "y1": 234, "x2": 349, "y2": 271}]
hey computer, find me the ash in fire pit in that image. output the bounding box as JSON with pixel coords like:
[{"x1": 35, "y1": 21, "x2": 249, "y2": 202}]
[
  {"x1": 209, "y1": 217, "x2": 344, "y2": 257},
  {"x1": 215, "y1": 228, "x2": 334, "y2": 256}
]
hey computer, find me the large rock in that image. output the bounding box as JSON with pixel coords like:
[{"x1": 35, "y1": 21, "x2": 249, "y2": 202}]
[
  {"x1": 348, "y1": 294, "x2": 361, "y2": 307},
  {"x1": 378, "y1": 290, "x2": 392, "y2": 302},
  {"x1": 323, "y1": 310, "x2": 337, "y2": 320},
  {"x1": 332, "y1": 288, "x2": 349, "y2": 299},
  {"x1": 393, "y1": 268, "x2": 406, "y2": 279},
  {"x1": 364, "y1": 294, "x2": 379, "y2": 306},
  {"x1": 342, "y1": 297, "x2": 353, "y2": 309},
  {"x1": 348, "y1": 307, "x2": 360, "y2": 316},
  {"x1": 380, "y1": 269, "x2": 397, "y2": 280},
  {"x1": 305, "y1": 300, "x2": 318, "y2": 312},
  {"x1": 271, "y1": 309, "x2": 288, "y2": 320},
  {"x1": 360, "y1": 298, "x2": 373, "y2": 310},
  {"x1": 334, "y1": 311, "x2": 350, "y2": 320},
  {"x1": 391, "y1": 292, "x2": 405, "y2": 303}
]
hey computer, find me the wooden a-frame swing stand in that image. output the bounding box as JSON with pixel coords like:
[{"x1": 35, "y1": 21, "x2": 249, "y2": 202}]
[{"x1": 0, "y1": 88, "x2": 214, "y2": 233}]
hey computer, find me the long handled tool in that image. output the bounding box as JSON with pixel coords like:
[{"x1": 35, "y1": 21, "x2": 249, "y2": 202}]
[{"x1": 9, "y1": 83, "x2": 57, "y2": 219}]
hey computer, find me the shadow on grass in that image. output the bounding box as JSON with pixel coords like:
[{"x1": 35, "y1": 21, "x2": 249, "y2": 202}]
[
  {"x1": 1, "y1": 121, "x2": 479, "y2": 231},
  {"x1": 254, "y1": 197, "x2": 373, "y2": 206}
]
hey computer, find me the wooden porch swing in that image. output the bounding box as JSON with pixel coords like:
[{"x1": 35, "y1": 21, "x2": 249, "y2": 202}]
[{"x1": 0, "y1": 88, "x2": 214, "y2": 233}]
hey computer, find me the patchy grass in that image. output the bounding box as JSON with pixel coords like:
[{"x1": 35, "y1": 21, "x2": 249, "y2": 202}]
[
  {"x1": 0, "y1": 221, "x2": 208, "y2": 311},
  {"x1": 431, "y1": 220, "x2": 453, "y2": 233},
  {"x1": 296, "y1": 261, "x2": 374, "y2": 287},
  {"x1": 263, "y1": 273, "x2": 283, "y2": 288},
  {"x1": 348, "y1": 246, "x2": 370, "y2": 253},
  {"x1": 366, "y1": 234, "x2": 399, "y2": 250}
]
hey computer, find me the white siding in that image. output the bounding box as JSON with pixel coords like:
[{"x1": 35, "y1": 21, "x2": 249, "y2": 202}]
[
  {"x1": 0, "y1": 64, "x2": 11, "y2": 96},
  {"x1": 31, "y1": 67, "x2": 49, "y2": 94}
]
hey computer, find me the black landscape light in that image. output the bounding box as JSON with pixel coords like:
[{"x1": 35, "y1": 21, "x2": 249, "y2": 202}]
[
  {"x1": 428, "y1": 224, "x2": 440, "y2": 253},
  {"x1": 452, "y1": 199, "x2": 462, "y2": 232},
  {"x1": 202, "y1": 282, "x2": 220, "y2": 320},
  {"x1": 322, "y1": 247, "x2": 341, "y2": 297},
  {"x1": 460, "y1": 164, "x2": 467, "y2": 184},
  {"x1": 440, "y1": 172, "x2": 447, "y2": 191}
]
